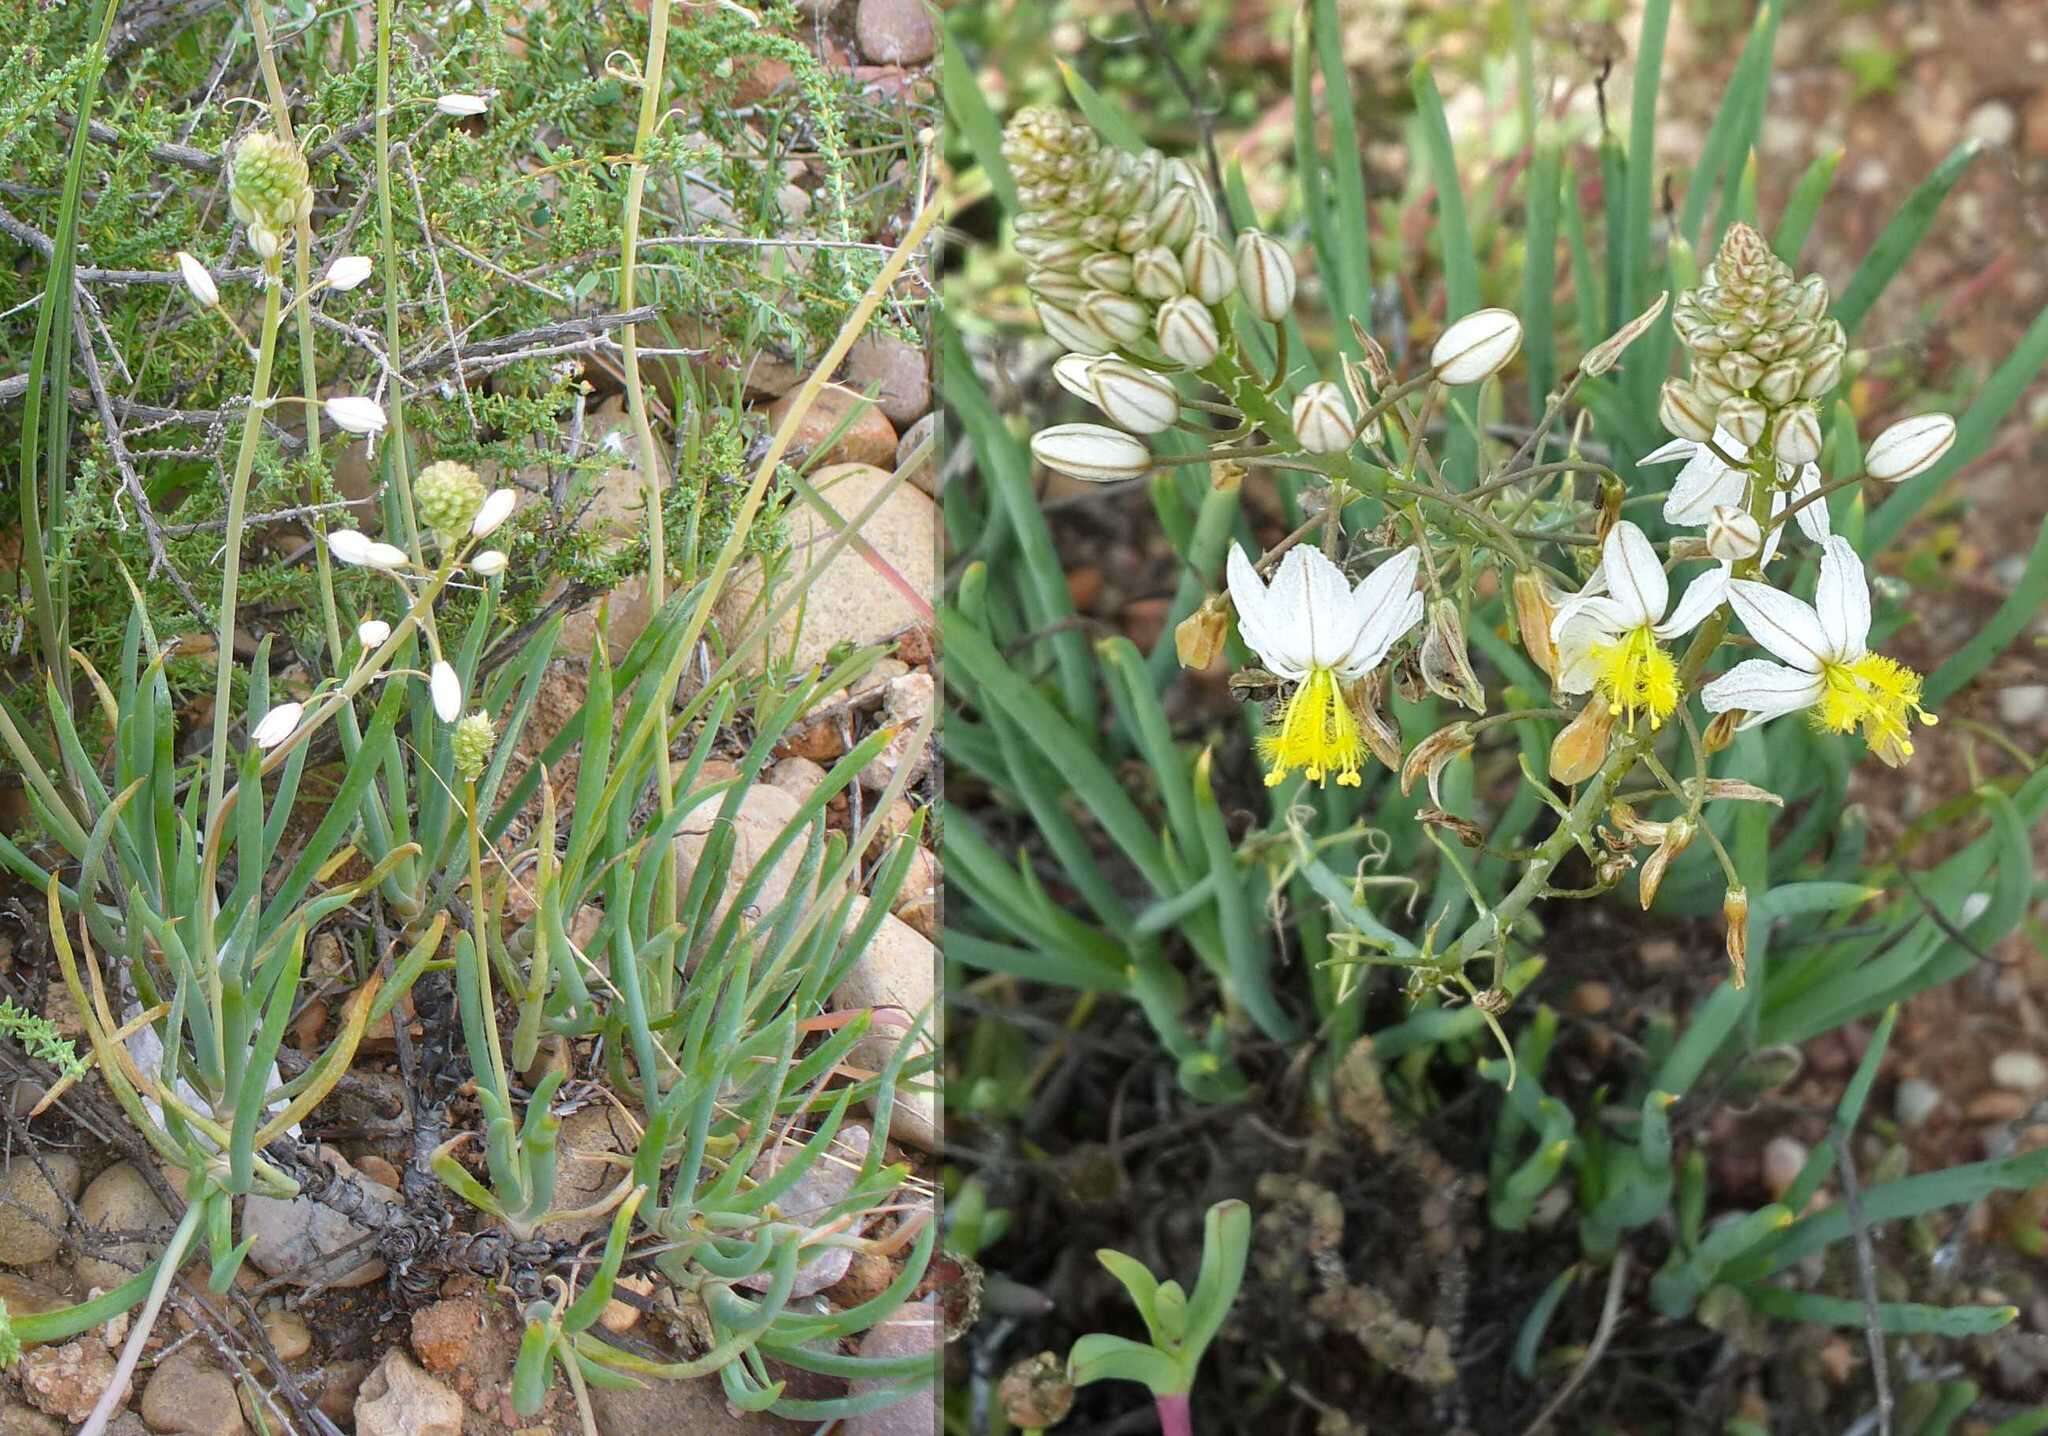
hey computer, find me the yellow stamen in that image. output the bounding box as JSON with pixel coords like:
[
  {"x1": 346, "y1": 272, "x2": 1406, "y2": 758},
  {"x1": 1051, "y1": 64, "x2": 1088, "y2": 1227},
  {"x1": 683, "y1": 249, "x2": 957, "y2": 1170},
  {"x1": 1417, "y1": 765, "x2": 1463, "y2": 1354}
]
[
  {"x1": 1590, "y1": 625, "x2": 1679, "y2": 732},
  {"x1": 1259, "y1": 667, "x2": 1366, "y2": 788},
  {"x1": 1814, "y1": 652, "x2": 1933, "y2": 767}
]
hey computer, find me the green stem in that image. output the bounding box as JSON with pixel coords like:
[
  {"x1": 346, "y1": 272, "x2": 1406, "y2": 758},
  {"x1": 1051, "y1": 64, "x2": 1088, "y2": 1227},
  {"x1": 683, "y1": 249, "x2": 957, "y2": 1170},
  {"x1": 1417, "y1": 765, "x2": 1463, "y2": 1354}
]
[
  {"x1": 205, "y1": 253, "x2": 285, "y2": 821},
  {"x1": 77, "y1": 1201, "x2": 205, "y2": 1436},
  {"x1": 375, "y1": 0, "x2": 420, "y2": 560}
]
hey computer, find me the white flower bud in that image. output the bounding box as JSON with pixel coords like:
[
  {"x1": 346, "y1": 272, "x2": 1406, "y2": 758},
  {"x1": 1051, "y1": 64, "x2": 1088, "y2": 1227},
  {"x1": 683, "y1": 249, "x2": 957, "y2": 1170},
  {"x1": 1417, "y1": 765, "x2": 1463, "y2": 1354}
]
[
  {"x1": 1155, "y1": 296, "x2": 1220, "y2": 368},
  {"x1": 1290, "y1": 381, "x2": 1356, "y2": 454},
  {"x1": 1180, "y1": 232, "x2": 1236, "y2": 306},
  {"x1": 471, "y1": 487, "x2": 517, "y2": 538},
  {"x1": 1131, "y1": 245, "x2": 1185, "y2": 301},
  {"x1": 430, "y1": 660, "x2": 462, "y2": 723},
  {"x1": 1864, "y1": 412, "x2": 1957, "y2": 483},
  {"x1": 470, "y1": 549, "x2": 508, "y2": 576},
  {"x1": 325, "y1": 255, "x2": 373, "y2": 291},
  {"x1": 436, "y1": 93, "x2": 489, "y2": 116},
  {"x1": 1705, "y1": 505, "x2": 1762, "y2": 562},
  {"x1": 1087, "y1": 361, "x2": 1181, "y2": 435},
  {"x1": 1659, "y1": 380, "x2": 1717, "y2": 443},
  {"x1": 1078, "y1": 252, "x2": 1134, "y2": 293},
  {"x1": 1149, "y1": 186, "x2": 1201, "y2": 250},
  {"x1": 324, "y1": 396, "x2": 388, "y2": 436},
  {"x1": 175, "y1": 252, "x2": 218, "y2": 308},
  {"x1": 1051, "y1": 353, "x2": 1099, "y2": 401},
  {"x1": 328, "y1": 529, "x2": 408, "y2": 570},
  {"x1": 1757, "y1": 360, "x2": 1803, "y2": 407},
  {"x1": 357, "y1": 618, "x2": 392, "y2": 648},
  {"x1": 249, "y1": 701, "x2": 304, "y2": 751},
  {"x1": 1030, "y1": 423, "x2": 1153, "y2": 483},
  {"x1": 1771, "y1": 403, "x2": 1823, "y2": 466},
  {"x1": 1431, "y1": 308, "x2": 1523, "y2": 385},
  {"x1": 248, "y1": 225, "x2": 282, "y2": 261},
  {"x1": 1234, "y1": 229, "x2": 1295, "y2": 323},
  {"x1": 1037, "y1": 300, "x2": 1113, "y2": 356},
  {"x1": 1078, "y1": 290, "x2": 1148, "y2": 347},
  {"x1": 1719, "y1": 395, "x2": 1768, "y2": 448}
]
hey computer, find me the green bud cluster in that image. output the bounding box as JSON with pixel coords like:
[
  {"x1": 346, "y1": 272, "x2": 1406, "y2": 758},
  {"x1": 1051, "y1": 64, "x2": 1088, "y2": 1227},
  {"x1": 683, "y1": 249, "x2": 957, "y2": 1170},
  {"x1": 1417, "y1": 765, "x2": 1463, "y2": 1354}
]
[
  {"x1": 452, "y1": 712, "x2": 496, "y2": 782},
  {"x1": 1664, "y1": 222, "x2": 1845, "y2": 446},
  {"x1": 228, "y1": 131, "x2": 311, "y2": 258},
  {"x1": 414, "y1": 460, "x2": 486, "y2": 546}
]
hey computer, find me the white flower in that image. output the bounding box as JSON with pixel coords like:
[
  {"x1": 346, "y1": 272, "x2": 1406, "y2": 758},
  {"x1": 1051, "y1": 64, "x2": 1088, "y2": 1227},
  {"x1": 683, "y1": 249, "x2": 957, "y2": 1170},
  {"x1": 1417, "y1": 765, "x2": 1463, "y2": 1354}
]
[
  {"x1": 436, "y1": 93, "x2": 489, "y2": 116},
  {"x1": 325, "y1": 255, "x2": 373, "y2": 291},
  {"x1": 1550, "y1": 520, "x2": 1728, "y2": 732},
  {"x1": 471, "y1": 487, "x2": 517, "y2": 538},
  {"x1": 175, "y1": 252, "x2": 218, "y2": 308},
  {"x1": 1701, "y1": 536, "x2": 1932, "y2": 767},
  {"x1": 1226, "y1": 542, "x2": 1423, "y2": 787},
  {"x1": 1030, "y1": 424, "x2": 1152, "y2": 483},
  {"x1": 1641, "y1": 427, "x2": 1830, "y2": 565},
  {"x1": 249, "y1": 701, "x2": 304, "y2": 751},
  {"x1": 357, "y1": 618, "x2": 392, "y2": 647},
  {"x1": 430, "y1": 660, "x2": 462, "y2": 723},
  {"x1": 324, "y1": 396, "x2": 388, "y2": 436},
  {"x1": 328, "y1": 529, "x2": 409, "y2": 570},
  {"x1": 1431, "y1": 308, "x2": 1523, "y2": 385},
  {"x1": 1864, "y1": 413, "x2": 1956, "y2": 483},
  {"x1": 470, "y1": 549, "x2": 507, "y2": 576}
]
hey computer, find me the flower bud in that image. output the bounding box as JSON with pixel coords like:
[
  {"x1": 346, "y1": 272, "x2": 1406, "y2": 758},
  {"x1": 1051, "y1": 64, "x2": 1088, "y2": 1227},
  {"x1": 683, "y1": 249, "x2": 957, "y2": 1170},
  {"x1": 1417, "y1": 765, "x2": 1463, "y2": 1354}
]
[
  {"x1": 1148, "y1": 184, "x2": 1202, "y2": 250},
  {"x1": 1550, "y1": 698, "x2": 1614, "y2": 785},
  {"x1": 228, "y1": 131, "x2": 310, "y2": 241},
  {"x1": 1800, "y1": 343, "x2": 1845, "y2": 397},
  {"x1": 1051, "y1": 353, "x2": 1099, "y2": 401},
  {"x1": 430, "y1": 660, "x2": 462, "y2": 724},
  {"x1": 1638, "y1": 814, "x2": 1696, "y2": 911},
  {"x1": 1180, "y1": 232, "x2": 1235, "y2": 304},
  {"x1": 1511, "y1": 572, "x2": 1561, "y2": 677},
  {"x1": 328, "y1": 529, "x2": 407, "y2": 570},
  {"x1": 1175, "y1": 593, "x2": 1230, "y2": 670},
  {"x1": 1155, "y1": 295, "x2": 1220, "y2": 368},
  {"x1": 452, "y1": 711, "x2": 497, "y2": 780},
  {"x1": 471, "y1": 549, "x2": 507, "y2": 577},
  {"x1": 471, "y1": 487, "x2": 518, "y2": 539},
  {"x1": 1771, "y1": 403, "x2": 1822, "y2": 466},
  {"x1": 248, "y1": 226, "x2": 283, "y2": 261},
  {"x1": 1290, "y1": 381, "x2": 1356, "y2": 454},
  {"x1": 1234, "y1": 229, "x2": 1295, "y2": 323},
  {"x1": 1078, "y1": 290, "x2": 1147, "y2": 347},
  {"x1": 1431, "y1": 308, "x2": 1523, "y2": 385},
  {"x1": 357, "y1": 618, "x2": 392, "y2": 648},
  {"x1": 1864, "y1": 412, "x2": 1956, "y2": 483},
  {"x1": 1659, "y1": 379, "x2": 1716, "y2": 442},
  {"x1": 436, "y1": 93, "x2": 489, "y2": 117},
  {"x1": 1035, "y1": 301, "x2": 1112, "y2": 356},
  {"x1": 1723, "y1": 886, "x2": 1750, "y2": 988},
  {"x1": 1078, "y1": 251, "x2": 1134, "y2": 293},
  {"x1": 1030, "y1": 423, "x2": 1152, "y2": 483},
  {"x1": 1705, "y1": 505, "x2": 1762, "y2": 562},
  {"x1": 1028, "y1": 270, "x2": 1091, "y2": 308},
  {"x1": 1131, "y1": 245, "x2": 1185, "y2": 301},
  {"x1": 325, "y1": 255, "x2": 373, "y2": 291},
  {"x1": 1757, "y1": 360, "x2": 1803, "y2": 407},
  {"x1": 324, "y1": 395, "x2": 388, "y2": 437},
  {"x1": 415, "y1": 460, "x2": 486, "y2": 544},
  {"x1": 249, "y1": 702, "x2": 304, "y2": 752},
  {"x1": 1088, "y1": 360, "x2": 1181, "y2": 435},
  {"x1": 1718, "y1": 395, "x2": 1767, "y2": 448},
  {"x1": 176, "y1": 252, "x2": 218, "y2": 308}
]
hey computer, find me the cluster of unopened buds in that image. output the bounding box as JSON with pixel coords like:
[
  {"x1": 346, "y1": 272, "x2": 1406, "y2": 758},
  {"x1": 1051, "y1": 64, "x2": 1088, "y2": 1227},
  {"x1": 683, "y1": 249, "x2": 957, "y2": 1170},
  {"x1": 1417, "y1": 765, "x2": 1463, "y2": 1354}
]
[{"x1": 1007, "y1": 108, "x2": 1961, "y2": 969}]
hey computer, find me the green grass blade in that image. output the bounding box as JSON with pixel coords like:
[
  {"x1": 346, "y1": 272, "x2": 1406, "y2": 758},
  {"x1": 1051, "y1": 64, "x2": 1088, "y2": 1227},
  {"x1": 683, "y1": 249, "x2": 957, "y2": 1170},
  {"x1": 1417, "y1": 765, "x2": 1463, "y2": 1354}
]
[
  {"x1": 1772, "y1": 148, "x2": 1842, "y2": 265},
  {"x1": 942, "y1": 24, "x2": 1015, "y2": 212},
  {"x1": 1834, "y1": 139, "x2": 1982, "y2": 339},
  {"x1": 1739, "y1": 1286, "x2": 2015, "y2": 1337},
  {"x1": 1523, "y1": 143, "x2": 1561, "y2": 411},
  {"x1": 1411, "y1": 60, "x2": 1482, "y2": 487}
]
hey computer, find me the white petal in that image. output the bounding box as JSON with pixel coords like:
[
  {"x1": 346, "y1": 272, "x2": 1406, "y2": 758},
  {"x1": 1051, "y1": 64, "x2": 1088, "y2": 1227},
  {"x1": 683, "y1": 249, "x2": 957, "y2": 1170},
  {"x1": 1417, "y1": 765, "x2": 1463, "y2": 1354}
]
[
  {"x1": 1340, "y1": 547, "x2": 1422, "y2": 675},
  {"x1": 1602, "y1": 521, "x2": 1669, "y2": 628},
  {"x1": 363, "y1": 540, "x2": 410, "y2": 570},
  {"x1": 249, "y1": 701, "x2": 304, "y2": 751},
  {"x1": 1293, "y1": 545, "x2": 1367, "y2": 668},
  {"x1": 1787, "y1": 461, "x2": 1832, "y2": 543},
  {"x1": 430, "y1": 661, "x2": 462, "y2": 723},
  {"x1": 1639, "y1": 437, "x2": 1699, "y2": 466},
  {"x1": 328, "y1": 529, "x2": 375, "y2": 566},
  {"x1": 1553, "y1": 615, "x2": 1610, "y2": 694},
  {"x1": 1550, "y1": 593, "x2": 1629, "y2": 644},
  {"x1": 1727, "y1": 580, "x2": 1831, "y2": 671},
  {"x1": 1815, "y1": 536, "x2": 1872, "y2": 659},
  {"x1": 1227, "y1": 543, "x2": 1303, "y2": 678},
  {"x1": 1700, "y1": 658, "x2": 1825, "y2": 726},
  {"x1": 1654, "y1": 566, "x2": 1728, "y2": 640}
]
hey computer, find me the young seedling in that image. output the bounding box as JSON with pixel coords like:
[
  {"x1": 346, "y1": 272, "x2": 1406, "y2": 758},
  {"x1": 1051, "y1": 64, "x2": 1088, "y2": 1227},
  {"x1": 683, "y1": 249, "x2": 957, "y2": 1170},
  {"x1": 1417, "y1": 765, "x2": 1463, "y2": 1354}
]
[{"x1": 1068, "y1": 1198, "x2": 1250, "y2": 1436}]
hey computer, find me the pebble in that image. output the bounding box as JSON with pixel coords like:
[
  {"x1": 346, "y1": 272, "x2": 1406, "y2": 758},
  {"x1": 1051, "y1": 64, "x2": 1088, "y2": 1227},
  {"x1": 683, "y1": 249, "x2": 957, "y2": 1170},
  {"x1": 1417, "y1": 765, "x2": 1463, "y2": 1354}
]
[
  {"x1": 739, "y1": 1124, "x2": 873, "y2": 1298},
  {"x1": 142, "y1": 1346, "x2": 244, "y2": 1436},
  {"x1": 18, "y1": 1338, "x2": 127, "y2": 1425},
  {"x1": 263, "y1": 1308, "x2": 312, "y2": 1362},
  {"x1": 896, "y1": 412, "x2": 937, "y2": 496},
  {"x1": 1761, "y1": 1136, "x2": 1808, "y2": 1200},
  {"x1": 765, "y1": 756, "x2": 830, "y2": 804},
  {"x1": 1967, "y1": 99, "x2": 2018, "y2": 148},
  {"x1": 855, "y1": 0, "x2": 937, "y2": 65},
  {"x1": 832, "y1": 898, "x2": 938, "y2": 1149},
  {"x1": 1967, "y1": 1090, "x2": 2029, "y2": 1123},
  {"x1": 1991, "y1": 1050, "x2": 2048, "y2": 1092},
  {"x1": 1894, "y1": 1077, "x2": 1942, "y2": 1129},
  {"x1": 355, "y1": 1351, "x2": 463, "y2": 1436},
  {"x1": 599, "y1": 1274, "x2": 654, "y2": 1334},
  {"x1": 844, "y1": 333, "x2": 930, "y2": 429},
  {"x1": 0, "y1": 1389, "x2": 60, "y2": 1436},
  {"x1": 541, "y1": 1106, "x2": 633, "y2": 1241},
  {"x1": 859, "y1": 671, "x2": 935, "y2": 792},
  {"x1": 244, "y1": 1147, "x2": 396, "y2": 1288},
  {"x1": 411, "y1": 1296, "x2": 486, "y2": 1374},
  {"x1": 74, "y1": 1161, "x2": 175, "y2": 1291},
  {"x1": 1568, "y1": 981, "x2": 1613, "y2": 1016},
  {"x1": 1997, "y1": 685, "x2": 2048, "y2": 727},
  {"x1": 672, "y1": 783, "x2": 813, "y2": 928},
  {"x1": 0, "y1": 1154, "x2": 81, "y2": 1267},
  {"x1": 763, "y1": 382, "x2": 898, "y2": 469},
  {"x1": 890, "y1": 844, "x2": 939, "y2": 941},
  {"x1": 842, "y1": 1295, "x2": 942, "y2": 1436}
]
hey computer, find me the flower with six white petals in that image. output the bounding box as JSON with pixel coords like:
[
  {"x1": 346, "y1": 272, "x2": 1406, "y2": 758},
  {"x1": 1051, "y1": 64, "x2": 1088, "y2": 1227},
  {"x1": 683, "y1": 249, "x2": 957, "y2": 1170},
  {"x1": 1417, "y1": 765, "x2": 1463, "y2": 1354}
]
[
  {"x1": 1641, "y1": 427, "x2": 1829, "y2": 565},
  {"x1": 1226, "y1": 542, "x2": 1424, "y2": 787},
  {"x1": 1701, "y1": 536, "x2": 1932, "y2": 766},
  {"x1": 1550, "y1": 520, "x2": 1728, "y2": 732}
]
